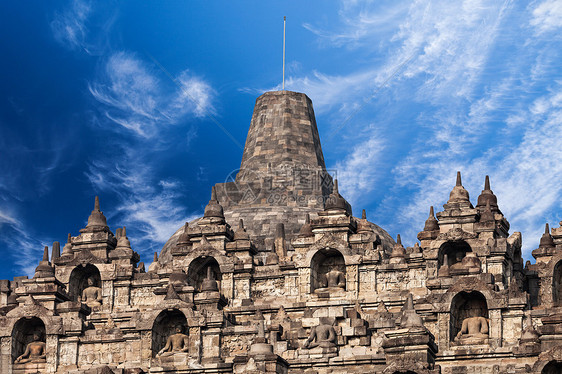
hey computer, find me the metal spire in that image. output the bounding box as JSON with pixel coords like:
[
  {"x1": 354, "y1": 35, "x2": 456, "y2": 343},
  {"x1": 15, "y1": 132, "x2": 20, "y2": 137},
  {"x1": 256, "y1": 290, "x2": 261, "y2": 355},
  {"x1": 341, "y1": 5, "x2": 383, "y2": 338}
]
[{"x1": 282, "y1": 16, "x2": 286, "y2": 91}]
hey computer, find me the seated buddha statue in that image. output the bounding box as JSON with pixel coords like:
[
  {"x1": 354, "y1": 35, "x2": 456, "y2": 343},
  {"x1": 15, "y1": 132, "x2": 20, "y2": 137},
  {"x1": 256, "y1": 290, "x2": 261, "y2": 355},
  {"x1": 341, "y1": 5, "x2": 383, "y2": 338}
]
[
  {"x1": 324, "y1": 268, "x2": 346, "y2": 289},
  {"x1": 303, "y1": 322, "x2": 337, "y2": 349},
  {"x1": 157, "y1": 325, "x2": 189, "y2": 358},
  {"x1": 455, "y1": 309, "x2": 489, "y2": 343},
  {"x1": 14, "y1": 333, "x2": 46, "y2": 364},
  {"x1": 80, "y1": 277, "x2": 103, "y2": 308}
]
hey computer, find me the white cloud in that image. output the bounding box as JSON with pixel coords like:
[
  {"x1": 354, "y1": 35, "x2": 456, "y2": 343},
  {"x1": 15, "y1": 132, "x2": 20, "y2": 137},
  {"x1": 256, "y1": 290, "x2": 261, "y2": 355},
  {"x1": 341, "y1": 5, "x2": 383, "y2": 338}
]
[
  {"x1": 0, "y1": 208, "x2": 51, "y2": 277},
  {"x1": 50, "y1": 0, "x2": 117, "y2": 55},
  {"x1": 84, "y1": 52, "x2": 214, "y2": 258},
  {"x1": 282, "y1": 70, "x2": 380, "y2": 113},
  {"x1": 0, "y1": 210, "x2": 18, "y2": 227},
  {"x1": 171, "y1": 72, "x2": 216, "y2": 118},
  {"x1": 391, "y1": 84, "x2": 562, "y2": 258},
  {"x1": 293, "y1": 0, "x2": 511, "y2": 112},
  {"x1": 292, "y1": 0, "x2": 562, "y2": 265},
  {"x1": 393, "y1": 0, "x2": 510, "y2": 102},
  {"x1": 80, "y1": 49, "x2": 216, "y2": 262},
  {"x1": 467, "y1": 79, "x2": 514, "y2": 126},
  {"x1": 86, "y1": 157, "x2": 201, "y2": 258},
  {"x1": 96, "y1": 53, "x2": 160, "y2": 118},
  {"x1": 303, "y1": 2, "x2": 409, "y2": 49},
  {"x1": 51, "y1": 0, "x2": 92, "y2": 51},
  {"x1": 333, "y1": 132, "x2": 385, "y2": 206},
  {"x1": 494, "y1": 88, "x2": 562, "y2": 223},
  {"x1": 530, "y1": 0, "x2": 562, "y2": 34},
  {"x1": 89, "y1": 52, "x2": 215, "y2": 138}
]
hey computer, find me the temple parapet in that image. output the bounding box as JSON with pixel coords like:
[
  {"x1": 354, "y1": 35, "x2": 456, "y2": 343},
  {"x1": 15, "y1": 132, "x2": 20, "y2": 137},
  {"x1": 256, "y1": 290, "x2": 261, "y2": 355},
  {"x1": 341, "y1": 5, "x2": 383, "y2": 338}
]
[{"x1": 0, "y1": 91, "x2": 557, "y2": 373}]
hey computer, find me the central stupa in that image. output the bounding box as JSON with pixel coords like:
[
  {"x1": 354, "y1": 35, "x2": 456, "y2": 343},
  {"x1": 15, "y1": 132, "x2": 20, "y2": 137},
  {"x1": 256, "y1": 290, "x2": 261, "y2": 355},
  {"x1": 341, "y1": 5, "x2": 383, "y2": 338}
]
[{"x1": 159, "y1": 90, "x2": 394, "y2": 263}]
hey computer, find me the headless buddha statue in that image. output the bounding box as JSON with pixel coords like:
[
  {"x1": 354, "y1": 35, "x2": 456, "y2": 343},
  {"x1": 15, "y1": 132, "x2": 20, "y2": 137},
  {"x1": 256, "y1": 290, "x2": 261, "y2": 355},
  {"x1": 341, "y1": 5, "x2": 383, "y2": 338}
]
[
  {"x1": 455, "y1": 308, "x2": 489, "y2": 343},
  {"x1": 15, "y1": 333, "x2": 46, "y2": 364},
  {"x1": 157, "y1": 325, "x2": 189, "y2": 357},
  {"x1": 322, "y1": 268, "x2": 346, "y2": 289},
  {"x1": 303, "y1": 322, "x2": 337, "y2": 349}
]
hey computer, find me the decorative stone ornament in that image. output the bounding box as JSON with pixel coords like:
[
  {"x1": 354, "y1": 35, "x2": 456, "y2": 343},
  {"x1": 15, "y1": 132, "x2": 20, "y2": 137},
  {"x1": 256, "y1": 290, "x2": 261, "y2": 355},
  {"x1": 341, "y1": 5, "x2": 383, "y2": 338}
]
[{"x1": 0, "y1": 90, "x2": 558, "y2": 373}]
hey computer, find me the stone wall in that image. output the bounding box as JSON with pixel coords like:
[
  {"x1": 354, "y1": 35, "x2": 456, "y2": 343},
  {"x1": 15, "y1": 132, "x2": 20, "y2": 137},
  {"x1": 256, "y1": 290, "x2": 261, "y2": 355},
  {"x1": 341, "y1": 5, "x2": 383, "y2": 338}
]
[{"x1": 0, "y1": 91, "x2": 561, "y2": 373}]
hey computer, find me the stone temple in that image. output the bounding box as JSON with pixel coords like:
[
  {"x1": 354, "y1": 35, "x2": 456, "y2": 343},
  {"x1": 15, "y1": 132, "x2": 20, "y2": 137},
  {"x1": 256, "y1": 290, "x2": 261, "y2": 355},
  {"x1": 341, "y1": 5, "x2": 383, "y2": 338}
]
[{"x1": 1, "y1": 90, "x2": 562, "y2": 374}]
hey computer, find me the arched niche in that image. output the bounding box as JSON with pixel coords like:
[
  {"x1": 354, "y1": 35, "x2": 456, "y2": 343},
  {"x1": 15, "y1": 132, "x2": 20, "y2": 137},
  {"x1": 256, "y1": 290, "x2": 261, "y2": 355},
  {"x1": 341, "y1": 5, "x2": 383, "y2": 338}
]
[
  {"x1": 11, "y1": 317, "x2": 46, "y2": 363},
  {"x1": 152, "y1": 309, "x2": 188, "y2": 357},
  {"x1": 187, "y1": 256, "x2": 221, "y2": 292},
  {"x1": 552, "y1": 261, "x2": 562, "y2": 306},
  {"x1": 310, "y1": 248, "x2": 346, "y2": 293},
  {"x1": 69, "y1": 264, "x2": 102, "y2": 302},
  {"x1": 438, "y1": 240, "x2": 472, "y2": 268},
  {"x1": 450, "y1": 291, "x2": 488, "y2": 341},
  {"x1": 542, "y1": 361, "x2": 562, "y2": 374}
]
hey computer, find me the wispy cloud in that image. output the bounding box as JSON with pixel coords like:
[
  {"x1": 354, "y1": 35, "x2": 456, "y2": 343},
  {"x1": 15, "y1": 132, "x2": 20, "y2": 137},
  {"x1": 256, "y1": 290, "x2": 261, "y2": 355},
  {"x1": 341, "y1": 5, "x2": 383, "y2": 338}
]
[
  {"x1": 0, "y1": 208, "x2": 51, "y2": 277},
  {"x1": 530, "y1": 0, "x2": 562, "y2": 35},
  {"x1": 292, "y1": 0, "x2": 562, "y2": 263},
  {"x1": 50, "y1": 0, "x2": 115, "y2": 55},
  {"x1": 85, "y1": 51, "x2": 215, "y2": 260},
  {"x1": 284, "y1": 0, "x2": 510, "y2": 215},
  {"x1": 304, "y1": 2, "x2": 410, "y2": 49},
  {"x1": 171, "y1": 71, "x2": 216, "y2": 118},
  {"x1": 0, "y1": 123, "x2": 74, "y2": 201},
  {"x1": 51, "y1": 0, "x2": 91, "y2": 50},
  {"x1": 289, "y1": 1, "x2": 510, "y2": 113},
  {"x1": 284, "y1": 70, "x2": 380, "y2": 113},
  {"x1": 495, "y1": 87, "x2": 562, "y2": 225},
  {"x1": 392, "y1": 81, "x2": 562, "y2": 258},
  {"x1": 333, "y1": 130, "x2": 385, "y2": 206},
  {"x1": 394, "y1": 1, "x2": 510, "y2": 101},
  {"x1": 89, "y1": 51, "x2": 215, "y2": 138},
  {"x1": 241, "y1": 69, "x2": 380, "y2": 115},
  {"x1": 86, "y1": 157, "x2": 200, "y2": 255},
  {"x1": 85, "y1": 150, "x2": 201, "y2": 259},
  {"x1": 0, "y1": 210, "x2": 18, "y2": 227}
]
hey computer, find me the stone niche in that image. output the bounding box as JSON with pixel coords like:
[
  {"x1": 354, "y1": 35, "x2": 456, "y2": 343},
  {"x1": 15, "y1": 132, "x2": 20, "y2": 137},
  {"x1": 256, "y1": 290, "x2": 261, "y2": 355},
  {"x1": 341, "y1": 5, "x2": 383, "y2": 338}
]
[
  {"x1": 187, "y1": 256, "x2": 221, "y2": 292},
  {"x1": 68, "y1": 263, "x2": 102, "y2": 302},
  {"x1": 11, "y1": 316, "x2": 46, "y2": 363},
  {"x1": 310, "y1": 248, "x2": 346, "y2": 293},
  {"x1": 438, "y1": 240, "x2": 472, "y2": 270},
  {"x1": 542, "y1": 361, "x2": 562, "y2": 374},
  {"x1": 151, "y1": 309, "x2": 188, "y2": 358},
  {"x1": 552, "y1": 260, "x2": 562, "y2": 306},
  {"x1": 450, "y1": 291, "x2": 489, "y2": 344}
]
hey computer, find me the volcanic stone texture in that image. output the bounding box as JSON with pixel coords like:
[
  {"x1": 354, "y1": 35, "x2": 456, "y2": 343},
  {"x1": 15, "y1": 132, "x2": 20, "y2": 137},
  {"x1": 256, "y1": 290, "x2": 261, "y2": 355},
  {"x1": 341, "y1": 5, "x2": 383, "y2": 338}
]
[{"x1": 160, "y1": 91, "x2": 393, "y2": 263}]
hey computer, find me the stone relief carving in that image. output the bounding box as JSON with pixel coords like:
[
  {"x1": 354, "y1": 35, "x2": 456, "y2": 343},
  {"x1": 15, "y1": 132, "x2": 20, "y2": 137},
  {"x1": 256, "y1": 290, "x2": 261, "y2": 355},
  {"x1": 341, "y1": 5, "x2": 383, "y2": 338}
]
[
  {"x1": 436, "y1": 228, "x2": 477, "y2": 241},
  {"x1": 3, "y1": 91, "x2": 561, "y2": 374},
  {"x1": 221, "y1": 335, "x2": 252, "y2": 358}
]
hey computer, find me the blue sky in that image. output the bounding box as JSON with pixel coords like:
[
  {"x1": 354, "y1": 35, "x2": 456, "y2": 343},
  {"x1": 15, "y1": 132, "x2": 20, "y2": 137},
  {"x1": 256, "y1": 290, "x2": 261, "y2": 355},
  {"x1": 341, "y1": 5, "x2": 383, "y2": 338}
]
[{"x1": 1, "y1": 1, "x2": 561, "y2": 280}]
